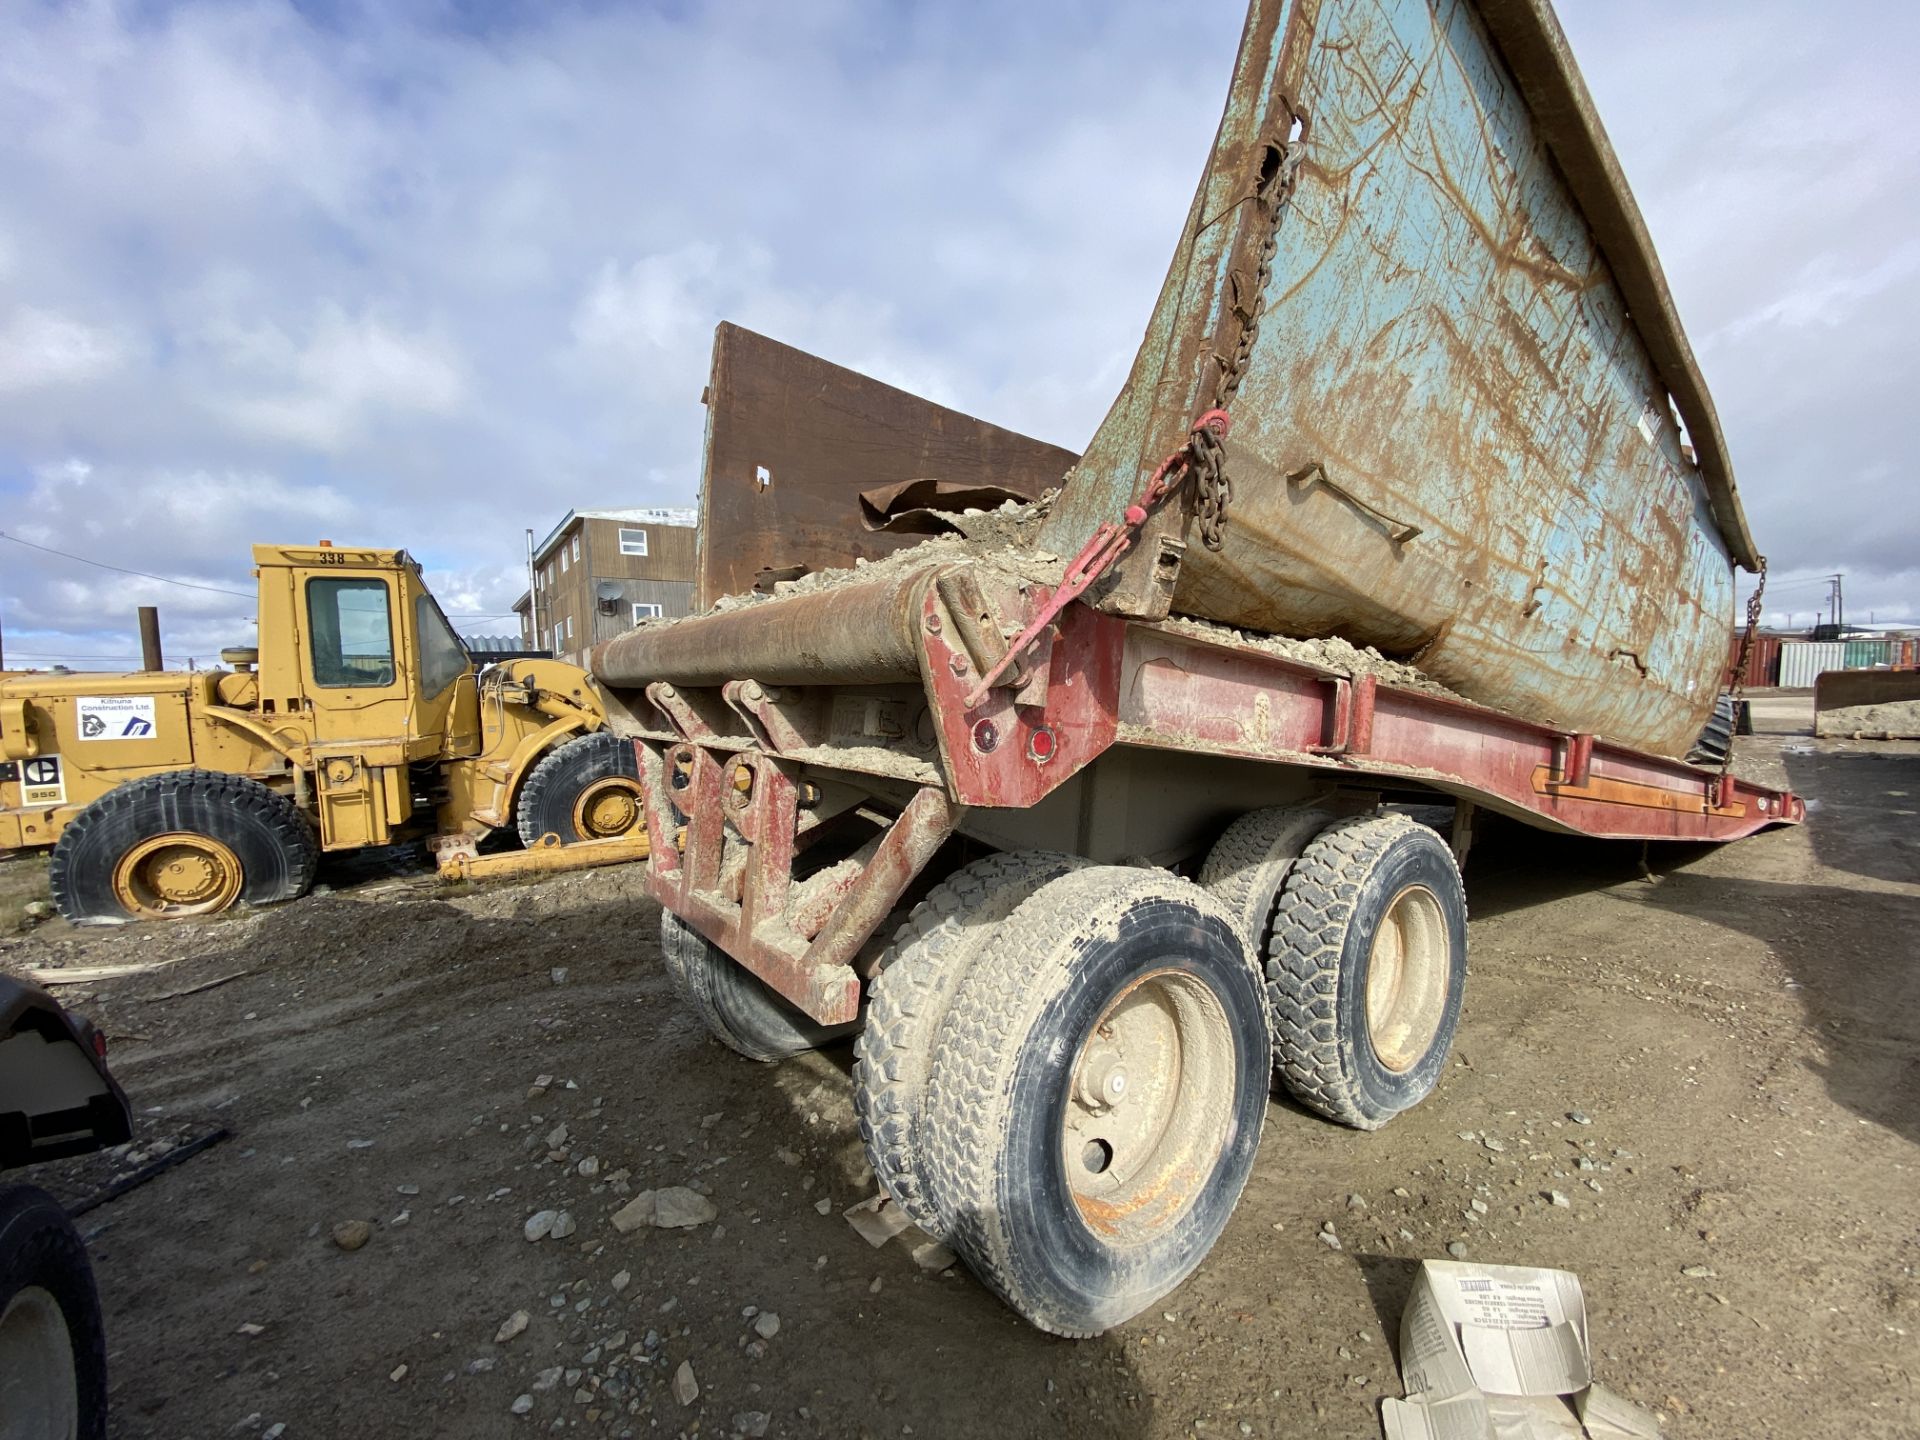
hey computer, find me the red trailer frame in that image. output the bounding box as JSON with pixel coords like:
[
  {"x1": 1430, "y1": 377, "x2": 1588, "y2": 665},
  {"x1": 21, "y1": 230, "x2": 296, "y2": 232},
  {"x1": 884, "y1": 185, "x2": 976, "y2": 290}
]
[{"x1": 609, "y1": 562, "x2": 1801, "y2": 1025}]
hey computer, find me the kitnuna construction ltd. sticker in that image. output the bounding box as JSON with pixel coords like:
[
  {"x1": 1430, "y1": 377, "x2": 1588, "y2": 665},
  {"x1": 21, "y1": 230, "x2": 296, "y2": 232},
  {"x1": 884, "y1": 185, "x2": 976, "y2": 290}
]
[{"x1": 77, "y1": 694, "x2": 159, "y2": 740}]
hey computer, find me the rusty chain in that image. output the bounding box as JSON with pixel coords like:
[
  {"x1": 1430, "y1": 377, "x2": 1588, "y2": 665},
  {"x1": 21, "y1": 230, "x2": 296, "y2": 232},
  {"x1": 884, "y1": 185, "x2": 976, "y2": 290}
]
[
  {"x1": 1214, "y1": 147, "x2": 1294, "y2": 410},
  {"x1": 1189, "y1": 134, "x2": 1300, "y2": 550},
  {"x1": 1189, "y1": 422, "x2": 1231, "y2": 551},
  {"x1": 1720, "y1": 554, "x2": 1767, "y2": 779}
]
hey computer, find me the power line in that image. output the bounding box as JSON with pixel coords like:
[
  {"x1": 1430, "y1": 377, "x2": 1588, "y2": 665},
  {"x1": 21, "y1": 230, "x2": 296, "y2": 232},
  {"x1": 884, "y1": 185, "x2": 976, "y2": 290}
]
[
  {"x1": 6, "y1": 651, "x2": 143, "y2": 661},
  {"x1": 0, "y1": 531, "x2": 253, "y2": 599}
]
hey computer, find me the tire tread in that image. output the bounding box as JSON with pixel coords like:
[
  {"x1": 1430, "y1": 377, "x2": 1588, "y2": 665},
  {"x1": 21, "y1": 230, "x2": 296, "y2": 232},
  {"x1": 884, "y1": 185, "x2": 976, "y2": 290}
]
[
  {"x1": 1265, "y1": 811, "x2": 1463, "y2": 1128},
  {"x1": 924, "y1": 867, "x2": 1264, "y2": 1336},
  {"x1": 515, "y1": 731, "x2": 639, "y2": 847},
  {"x1": 1197, "y1": 806, "x2": 1331, "y2": 952},
  {"x1": 852, "y1": 850, "x2": 1086, "y2": 1234},
  {"x1": 660, "y1": 909, "x2": 845, "y2": 1062},
  {"x1": 48, "y1": 769, "x2": 317, "y2": 923}
]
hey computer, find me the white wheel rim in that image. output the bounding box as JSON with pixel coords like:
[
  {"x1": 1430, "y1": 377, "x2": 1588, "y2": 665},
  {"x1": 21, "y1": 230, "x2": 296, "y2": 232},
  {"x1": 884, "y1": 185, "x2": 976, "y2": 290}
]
[
  {"x1": 1062, "y1": 969, "x2": 1236, "y2": 1240},
  {"x1": 0, "y1": 1284, "x2": 80, "y2": 1439},
  {"x1": 1365, "y1": 883, "x2": 1450, "y2": 1073}
]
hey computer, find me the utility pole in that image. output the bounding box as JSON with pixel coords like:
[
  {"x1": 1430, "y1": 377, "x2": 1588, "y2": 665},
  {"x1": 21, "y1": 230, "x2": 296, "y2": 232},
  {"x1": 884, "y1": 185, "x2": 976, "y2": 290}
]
[
  {"x1": 526, "y1": 527, "x2": 541, "y2": 646},
  {"x1": 138, "y1": 606, "x2": 164, "y2": 671}
]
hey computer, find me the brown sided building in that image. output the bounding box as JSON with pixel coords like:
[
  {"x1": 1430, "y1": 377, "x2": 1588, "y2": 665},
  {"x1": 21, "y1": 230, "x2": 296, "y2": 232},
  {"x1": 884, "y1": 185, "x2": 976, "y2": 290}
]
[{"x1": 514, "y1": 507, "x2": 698, "y2": 664}]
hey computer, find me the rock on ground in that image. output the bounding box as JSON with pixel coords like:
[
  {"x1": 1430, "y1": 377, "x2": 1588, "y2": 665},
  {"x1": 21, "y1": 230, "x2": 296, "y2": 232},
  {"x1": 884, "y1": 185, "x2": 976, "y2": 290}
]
[
  {"x1": 330, "y1": 1220, "x2": 372, "y2": 1252},
  {"x1": 673, "y1": 1360, "x2": 699, "y2": 1406},
  {"x1": 610, "y1": 1185, "x2": 717, "y2": 1233}
]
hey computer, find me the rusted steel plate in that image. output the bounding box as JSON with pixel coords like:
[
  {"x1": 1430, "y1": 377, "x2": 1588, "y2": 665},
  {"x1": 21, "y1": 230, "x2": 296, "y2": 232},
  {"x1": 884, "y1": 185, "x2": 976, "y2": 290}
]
[
  {"x1": 1038, "y1": 0, "x2": 1753, "y2": 759},
  {"x1": 917, "y1": 576, "x2": 1127, "y2": 810},
  {"x1": 627, "y1": 733, "x2": 952, "y2": 1024},
  {"x1": 798, "y1": 786, "x2": 956, "y2": 979},
  {"x1": 695, "y1": 323, "x2": 1077, "y2": 608}
]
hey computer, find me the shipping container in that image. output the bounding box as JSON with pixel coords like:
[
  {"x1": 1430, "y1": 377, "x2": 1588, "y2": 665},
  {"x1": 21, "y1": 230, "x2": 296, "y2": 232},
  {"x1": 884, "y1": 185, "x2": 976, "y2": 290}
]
[
  {"x1": 1845, "y1": 639, "x2": 1894, "y2": 670},
  {"x1": 1780, "y1": 641, "x2": 1848, "y2": 689},
  {"x1": 1724, "y1": 632, "x2": 1781, "y2": 689}
]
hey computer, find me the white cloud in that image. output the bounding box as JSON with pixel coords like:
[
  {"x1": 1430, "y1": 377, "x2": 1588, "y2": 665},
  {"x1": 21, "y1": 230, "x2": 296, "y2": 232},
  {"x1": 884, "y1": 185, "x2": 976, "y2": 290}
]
[
  {"x1": 1709, "y1": 242, "x2": 1920, "y2": 347},
  {"x1": 0, "y1": 306, "x2": 132, "y2": 391},
  {"x1": 2, "y1": 0, "x2": 1916, "y2": 672},
  {"x1": 573, "y1": 246, "x2": 725, "y2": 357},
  {"x1": 206, "y1": 307, "x2": 467, "y2": 450}
]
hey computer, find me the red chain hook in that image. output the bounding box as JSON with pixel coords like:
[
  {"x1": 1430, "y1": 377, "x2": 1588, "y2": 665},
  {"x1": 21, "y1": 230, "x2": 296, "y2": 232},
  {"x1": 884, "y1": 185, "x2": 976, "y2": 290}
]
[{"x1": 960, "y1": 410, "x2": 1232, "y2": 710}]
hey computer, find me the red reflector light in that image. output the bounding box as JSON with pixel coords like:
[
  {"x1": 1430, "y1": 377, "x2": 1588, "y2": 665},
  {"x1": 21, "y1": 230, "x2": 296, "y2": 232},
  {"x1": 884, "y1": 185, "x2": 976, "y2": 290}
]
[{"x1": 1027, "y1": 726, "x2": 1057, "y2": 763}]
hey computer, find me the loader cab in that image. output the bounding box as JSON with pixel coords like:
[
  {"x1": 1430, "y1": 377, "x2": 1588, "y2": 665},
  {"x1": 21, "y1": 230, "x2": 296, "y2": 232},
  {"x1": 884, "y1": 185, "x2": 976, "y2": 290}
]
[{"x1": 251, "y1": 543, "x2": 482, "y2": 767}]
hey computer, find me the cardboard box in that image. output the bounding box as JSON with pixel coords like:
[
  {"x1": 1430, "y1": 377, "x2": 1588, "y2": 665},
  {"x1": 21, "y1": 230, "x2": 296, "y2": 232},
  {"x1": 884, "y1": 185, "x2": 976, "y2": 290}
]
[{"x1": 1381, "y1": 1262, "x2": 1660, "y2": 1440}]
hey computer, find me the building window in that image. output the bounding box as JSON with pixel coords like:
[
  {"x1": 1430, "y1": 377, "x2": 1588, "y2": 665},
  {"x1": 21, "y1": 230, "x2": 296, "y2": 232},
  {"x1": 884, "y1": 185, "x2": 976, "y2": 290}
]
[
  {"x1": 559, "y1": 546, "x2": 569, "y2": 574},
  {"x1": 632, "y1": 602, "x2": 662, "y2": 622},
  {"x1": 566, "y1": 615, "x2": 574, "y2": 639},
  {"x1": 571, "y1": 535, "x2": 581, "y2": 563},
  {"x1": 552, "y1": 623, "x2": 563, "y2": 653},
  {"x1": 619, "y1": 527, "x2": 649, "y2": 557}
]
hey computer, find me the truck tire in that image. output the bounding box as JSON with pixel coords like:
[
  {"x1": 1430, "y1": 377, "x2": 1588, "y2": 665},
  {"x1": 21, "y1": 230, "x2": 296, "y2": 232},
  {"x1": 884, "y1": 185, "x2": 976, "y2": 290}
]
[
  {"x1": 660, "y1": 910, "x2": 856, "y2": 1062},
  {"x1": 515, "y1": 732, "x2": 644, "y2": 847},
  {"x1": 1267, "y1": 812, "x2": 1466, "y2": 1129},
  {"x1": 1686, "y1": 694, "x2": 1738, "y2": 767},
  {"x1": 922, "y1": 868, "x2": 1268, "y2": 1336},
  {"x1": 853, "y1": 850, "x2": 1088, "y2": 1237},
  {"x1": 1198, "y1": 806, "x2": 1333, "y2": 958},
  {"x1": 48, "y1": 771, "x2": 318, "y2": 924},
  {"x1": 0, "y1": 1184, "x2": 109, "y2": 1440}
]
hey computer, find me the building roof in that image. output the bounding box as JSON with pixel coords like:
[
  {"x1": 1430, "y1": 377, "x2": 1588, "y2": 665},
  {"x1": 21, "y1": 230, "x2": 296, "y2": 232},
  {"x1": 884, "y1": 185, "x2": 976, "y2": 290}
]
[{"x1": 532, "y1": 507, "x2": 698, "y2": 563}]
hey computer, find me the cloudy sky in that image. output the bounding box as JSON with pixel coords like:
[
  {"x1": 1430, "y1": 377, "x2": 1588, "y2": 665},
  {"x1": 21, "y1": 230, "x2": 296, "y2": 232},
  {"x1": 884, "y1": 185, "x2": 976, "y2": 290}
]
[{"x1": 2, "y1": 0, "x2": 1914, "y2": 671}]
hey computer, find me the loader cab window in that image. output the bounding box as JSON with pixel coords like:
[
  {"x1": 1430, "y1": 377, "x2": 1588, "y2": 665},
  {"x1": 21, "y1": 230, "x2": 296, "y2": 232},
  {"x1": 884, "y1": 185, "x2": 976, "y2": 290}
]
[
  {"x1": 307, "y1": 577, "x2": 396, "y2": 688},
  {"x1": 414, "y1": 592, "x2": 469, "y2": 698}
]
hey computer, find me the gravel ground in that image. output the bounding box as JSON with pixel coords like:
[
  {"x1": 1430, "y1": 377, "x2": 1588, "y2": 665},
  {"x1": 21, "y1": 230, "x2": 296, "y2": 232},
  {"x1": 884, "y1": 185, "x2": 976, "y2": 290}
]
[{"x1": 1, "y1": 696, "x2": 1914, "y2": 1440}]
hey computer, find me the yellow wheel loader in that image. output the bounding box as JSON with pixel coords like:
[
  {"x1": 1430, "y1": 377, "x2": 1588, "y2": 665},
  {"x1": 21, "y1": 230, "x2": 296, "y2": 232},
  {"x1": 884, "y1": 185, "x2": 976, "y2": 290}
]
[{"x1": 0, "y1": 542, "x2": 647, "y2": 922}]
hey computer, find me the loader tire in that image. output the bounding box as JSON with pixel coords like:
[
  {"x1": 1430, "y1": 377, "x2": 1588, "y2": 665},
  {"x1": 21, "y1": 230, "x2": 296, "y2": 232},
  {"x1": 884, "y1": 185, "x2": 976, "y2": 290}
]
[
  {"x1": 853, "y1": 850, "x2": 1088, "y2": 1237},
  {"x1": 922, "y1": 868, "x2": 1268, "y2": 1337},
  {"x1": 1198, "y1": 806, "x2": 1333, "y2": 958},
  {"x1": 515, "y1": 731, "x2": 644, "y2": 847},
  {"x1": 660, "y1": 909, "x2": 856, "y2": 1062},
  {"x1": 49, "y1": 770, "x2": 317, "y2": 924},
  {"x1": 0, "y1": 1183, "x2": 109, "y2": 1440},
  {"x1": 1266, "y1": 813, "x2": 1466, "y2": 1129}
]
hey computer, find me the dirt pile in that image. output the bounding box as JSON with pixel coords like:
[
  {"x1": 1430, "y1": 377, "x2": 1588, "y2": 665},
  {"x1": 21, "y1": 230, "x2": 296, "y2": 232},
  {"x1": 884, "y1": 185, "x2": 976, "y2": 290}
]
[{"x1": 1158, "y1": 615, "x2": 1467, "y2": 701}]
